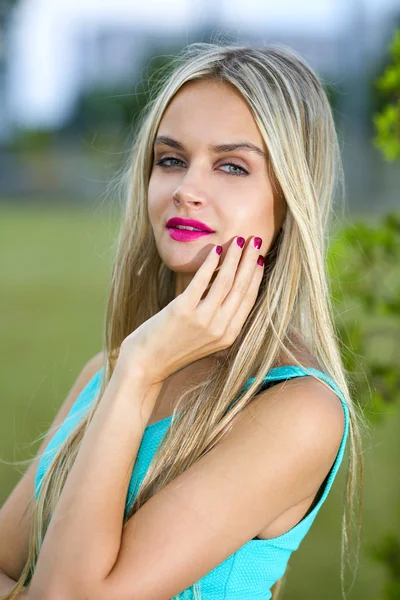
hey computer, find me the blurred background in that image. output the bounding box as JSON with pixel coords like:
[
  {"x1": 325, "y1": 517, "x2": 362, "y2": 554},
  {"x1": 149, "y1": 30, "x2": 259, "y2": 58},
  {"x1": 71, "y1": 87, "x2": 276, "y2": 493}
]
[{"x1": 0, "y1": 0, "x2": 400, "y2": 598}]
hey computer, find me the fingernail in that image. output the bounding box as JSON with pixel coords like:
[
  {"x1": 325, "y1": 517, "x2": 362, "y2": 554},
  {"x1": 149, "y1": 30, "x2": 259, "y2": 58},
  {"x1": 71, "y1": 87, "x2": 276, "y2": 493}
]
[
  {"x1": 257, "y1": 255, "x2": 264, "y2": 267},
  {"x1": 253, "y1": 237, "x2": 262, "y2": 250},
  {"x1": 215, "y1": 245, "x2": 223, "y2": 255},
  {"x1": 236, "y1": 236, "x2": 245, "y2": 248}
]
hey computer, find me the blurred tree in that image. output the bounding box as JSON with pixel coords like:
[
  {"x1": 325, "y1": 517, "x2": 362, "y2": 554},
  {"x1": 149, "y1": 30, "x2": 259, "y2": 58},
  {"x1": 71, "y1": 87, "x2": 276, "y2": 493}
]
[
  {"x1": 368, "y1": 526, "x2": 400, "y2": 600},
  {"x1": 350, "y1": 27, "x2": 400, "y2": 597},
  {"x1": 372, "y1": 28, "x2": 400, "y2": 161},
  {"x1": 328, "y1": 212, "x2": 400, "y2": 424},
  {"x1": 328, "y1": 212, "x2": 400, "y2": 599}
]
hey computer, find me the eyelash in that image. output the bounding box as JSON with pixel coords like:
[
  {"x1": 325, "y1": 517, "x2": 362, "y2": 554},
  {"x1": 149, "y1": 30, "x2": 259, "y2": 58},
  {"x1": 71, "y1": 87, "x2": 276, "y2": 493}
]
[{"x1": 155, "y1": 156, "x2": 249, "y2": 176}]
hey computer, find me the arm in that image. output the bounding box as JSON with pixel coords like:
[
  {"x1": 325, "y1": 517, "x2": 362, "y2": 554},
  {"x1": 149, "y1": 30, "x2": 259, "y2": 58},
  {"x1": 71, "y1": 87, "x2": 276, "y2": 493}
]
[
  {"x1": 28, "y1": 363, "x2": 162, "y2": 600},
  {"x1": 0, "y1": 352, "x2": 104, "y2": 593},
  {"x1": 28, "y1": 374, "x2": 345, "y2": 600}
]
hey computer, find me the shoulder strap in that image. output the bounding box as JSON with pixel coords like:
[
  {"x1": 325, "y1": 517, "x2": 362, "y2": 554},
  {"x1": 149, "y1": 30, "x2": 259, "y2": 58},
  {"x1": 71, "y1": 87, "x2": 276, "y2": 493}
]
[
  {"x1": 67, "y1": 368, "x2": 103, "y2": 419},
  {"x1": 35, "y1": 369, "x2": 103, "y2": 499},
  {"x1": 235, "y1": 364, "x2": 350, "y2": 428}
]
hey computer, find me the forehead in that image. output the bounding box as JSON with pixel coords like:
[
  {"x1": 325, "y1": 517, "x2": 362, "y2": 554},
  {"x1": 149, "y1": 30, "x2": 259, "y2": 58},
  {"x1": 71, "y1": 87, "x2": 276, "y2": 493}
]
[{"x1": 157, "y1": 79, "x2": 264, "y2": 145}]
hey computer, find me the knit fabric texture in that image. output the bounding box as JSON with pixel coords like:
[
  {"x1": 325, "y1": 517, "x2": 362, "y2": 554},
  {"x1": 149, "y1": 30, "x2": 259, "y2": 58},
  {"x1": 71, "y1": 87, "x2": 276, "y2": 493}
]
[{"x1": 35, "y1": 365, "x2": 350, "y2": 599}]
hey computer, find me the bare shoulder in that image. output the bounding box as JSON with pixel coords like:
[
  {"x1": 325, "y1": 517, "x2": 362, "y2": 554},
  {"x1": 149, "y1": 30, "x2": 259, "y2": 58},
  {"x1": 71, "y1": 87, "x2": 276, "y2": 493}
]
[
  {"x1": 244, "y1": 374, "x2": 346, "y2": 463},
  {"x1": 63, "y1": 351, "x2": 105, "y2": 412},
  {"x1": 59, "y1": 351, "x2": 105, "y2": 412},
  {"x1": 268, "y1": 331, "x2": 345, "y2": 439},
  {"x1": 83, "y1": 351, "x2": 105, "y2": 379}
]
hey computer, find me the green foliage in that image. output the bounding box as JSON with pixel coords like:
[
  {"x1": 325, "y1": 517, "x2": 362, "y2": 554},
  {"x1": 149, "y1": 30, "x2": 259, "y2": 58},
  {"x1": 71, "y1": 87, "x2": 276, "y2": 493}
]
[
  {"x1": 373, "y1": 29, "x2": 400, "y2": 161},
  {"x1": 367, "y1": 516, "x2": 400, "y2": 600},
  {"x1": 332, "y1": 214, "x2": 400, "y2": 598},
  {"x1": 328, "y1": 213, "x2": 400, "y2": 598},
  {"x1": 368, "y1": 29, "x2": 400, "y2": 599},
  {"x1": 328, "y1": 212, "x2": 400, "y2": 424}
]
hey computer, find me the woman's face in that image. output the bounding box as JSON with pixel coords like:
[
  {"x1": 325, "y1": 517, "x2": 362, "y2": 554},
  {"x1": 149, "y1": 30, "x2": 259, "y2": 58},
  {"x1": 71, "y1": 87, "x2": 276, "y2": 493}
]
[{"x1": 148, "y1": 79, "x2": 286, "y2": 297}]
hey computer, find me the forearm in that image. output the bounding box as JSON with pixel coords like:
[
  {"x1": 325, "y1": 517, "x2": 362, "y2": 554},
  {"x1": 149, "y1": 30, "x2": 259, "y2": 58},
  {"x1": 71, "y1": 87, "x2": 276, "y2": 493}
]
[
  {"x1": 29, "y1": 366, "x2": 162, "y2": 599},
  {"x1": 0, "y1": 568, "x2": 28, "y2": 598}
]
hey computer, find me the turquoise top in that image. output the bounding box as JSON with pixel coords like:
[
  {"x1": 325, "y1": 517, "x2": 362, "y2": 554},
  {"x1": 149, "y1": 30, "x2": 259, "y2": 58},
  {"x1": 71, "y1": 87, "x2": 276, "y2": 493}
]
[{"x1": 35, "y1": 365, "x2": 349, "y2": 599}]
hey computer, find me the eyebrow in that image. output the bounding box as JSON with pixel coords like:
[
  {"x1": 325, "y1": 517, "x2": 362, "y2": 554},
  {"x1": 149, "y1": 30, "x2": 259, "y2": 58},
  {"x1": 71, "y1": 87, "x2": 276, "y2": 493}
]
[{"x1": 153, "y1": 135, "x2": 266, "y2": 159}]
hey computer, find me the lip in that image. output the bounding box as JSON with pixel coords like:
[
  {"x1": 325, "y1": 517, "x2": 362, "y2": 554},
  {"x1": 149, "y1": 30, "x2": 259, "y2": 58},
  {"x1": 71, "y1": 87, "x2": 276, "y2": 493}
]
[
  {"x1": 167, "y1": 227, "x2": 213, "y2": 242},
  {"x1": 166, "y1": 217, "x2": 214, "y2": 232}
]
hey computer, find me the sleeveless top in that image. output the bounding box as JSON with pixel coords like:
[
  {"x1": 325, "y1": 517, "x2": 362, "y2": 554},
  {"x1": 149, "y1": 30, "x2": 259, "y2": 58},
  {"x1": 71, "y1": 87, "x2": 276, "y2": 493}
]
[{"x1": 35, "y1": 365, "x2": 350, "y2": 600}]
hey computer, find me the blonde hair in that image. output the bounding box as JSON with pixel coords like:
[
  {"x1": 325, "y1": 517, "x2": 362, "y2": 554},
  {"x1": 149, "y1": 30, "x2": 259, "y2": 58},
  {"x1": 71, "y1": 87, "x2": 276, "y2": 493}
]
[{"x1": 3, "y1": 42, "x2": 368, "y2": 600}]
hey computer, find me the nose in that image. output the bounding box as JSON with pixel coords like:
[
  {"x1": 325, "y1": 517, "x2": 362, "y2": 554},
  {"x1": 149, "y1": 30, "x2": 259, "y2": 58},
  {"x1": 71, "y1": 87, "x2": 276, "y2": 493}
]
[
  {"x1": 173, "y1": 185, "x2": 208, "y2": 208},
  {"x1": 172, "y1": 160, "x2": 211, "y2": 208}
]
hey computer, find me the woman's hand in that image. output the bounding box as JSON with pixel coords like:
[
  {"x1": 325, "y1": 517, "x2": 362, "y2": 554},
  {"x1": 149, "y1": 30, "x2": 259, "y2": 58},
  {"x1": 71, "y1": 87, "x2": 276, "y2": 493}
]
[{"x1": 117, "y1": 235, "x2": 265, "y2": 386}]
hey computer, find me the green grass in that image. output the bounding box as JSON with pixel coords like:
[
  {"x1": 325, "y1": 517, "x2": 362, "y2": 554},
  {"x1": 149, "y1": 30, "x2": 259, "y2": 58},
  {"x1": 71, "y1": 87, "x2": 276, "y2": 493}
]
[
  {"x1": 0, "y1": 202, "x2": 398, "y2": 599},
  {"x1": 0, "y1": 202, "x2": 118, "y2": 493}
]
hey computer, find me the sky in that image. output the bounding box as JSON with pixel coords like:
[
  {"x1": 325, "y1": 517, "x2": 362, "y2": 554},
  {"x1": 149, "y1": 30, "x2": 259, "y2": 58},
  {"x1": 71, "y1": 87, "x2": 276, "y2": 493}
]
[
  {"x1": 22, "y1": 0, "x2": 399, "y2": 32},
  {"x1": 21, "y1": 0, "x2": 399, "y2": 29}
]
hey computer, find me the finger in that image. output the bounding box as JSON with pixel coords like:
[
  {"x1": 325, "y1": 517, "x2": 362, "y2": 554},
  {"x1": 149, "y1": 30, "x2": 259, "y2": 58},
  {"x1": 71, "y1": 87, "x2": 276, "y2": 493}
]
[
  {"x1": 221, "y1": 251, "x2": 264, "y2": 328},
  {"x1": 182, "y1": 244, "x2": 222, "y2": 307},
  {"x1": 202, "y1": 235, "x2": 263, "y2": 317},
  {"x1": 199, "y1": 236, "x2": 245, "y2": 312}
]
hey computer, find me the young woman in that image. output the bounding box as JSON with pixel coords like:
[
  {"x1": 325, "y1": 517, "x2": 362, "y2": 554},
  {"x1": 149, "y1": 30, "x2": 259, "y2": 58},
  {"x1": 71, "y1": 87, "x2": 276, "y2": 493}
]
[{"x1": 0, "y1": 43, "x2": 366, "y2": 600}]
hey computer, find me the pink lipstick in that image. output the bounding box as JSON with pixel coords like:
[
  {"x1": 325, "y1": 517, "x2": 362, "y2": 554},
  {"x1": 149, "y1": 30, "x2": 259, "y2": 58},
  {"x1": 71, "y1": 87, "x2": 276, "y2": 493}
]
[
  {"x1": 166, "y1": 216, "x2": 215, "y2": 242},
  {"x1": 167, "y1": 228, "x2": 213, "y2": 242}
]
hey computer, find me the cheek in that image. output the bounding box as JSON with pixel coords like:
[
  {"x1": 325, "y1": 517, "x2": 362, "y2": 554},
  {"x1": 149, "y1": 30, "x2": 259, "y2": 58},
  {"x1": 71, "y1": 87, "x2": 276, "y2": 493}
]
[
  {"x1": 226, "y1": 191, "x2": 275, "y2": 235},
  {"x1": 147, "y1": 178, "x2": 164, "y2": 222}
]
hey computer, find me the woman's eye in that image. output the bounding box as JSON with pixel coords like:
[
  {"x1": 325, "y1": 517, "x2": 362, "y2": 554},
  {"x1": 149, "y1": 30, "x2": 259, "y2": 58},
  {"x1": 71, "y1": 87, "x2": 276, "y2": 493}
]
[
  {"x1": 220, "y1": 162, "x2": 248, "y2": 176},
  {"x1": 155, "y1": 157, "x2": 248, "y2": 176},
  {"x1": 156, "y1": 157, "x2": 184, "y2": 168}
]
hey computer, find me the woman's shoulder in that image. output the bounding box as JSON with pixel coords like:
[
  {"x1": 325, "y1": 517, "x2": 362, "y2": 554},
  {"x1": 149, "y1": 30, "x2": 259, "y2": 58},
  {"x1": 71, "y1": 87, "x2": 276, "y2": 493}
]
[
  {"x1": 54, "y1": 352, "x2": 106, "y2": 424},
  {"x1": 83, "y1": 351, "x2": 105, "y2": 380},
  {"x1": 264, "y1": 331, "x2": 346, "y2": 434}
]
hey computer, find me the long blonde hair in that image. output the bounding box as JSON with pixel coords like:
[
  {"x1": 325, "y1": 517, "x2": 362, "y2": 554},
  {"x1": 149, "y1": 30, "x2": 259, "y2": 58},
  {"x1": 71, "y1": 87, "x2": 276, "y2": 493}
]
[{"x1": 3, "y1": 42, "x2": 368, "y2": 600}]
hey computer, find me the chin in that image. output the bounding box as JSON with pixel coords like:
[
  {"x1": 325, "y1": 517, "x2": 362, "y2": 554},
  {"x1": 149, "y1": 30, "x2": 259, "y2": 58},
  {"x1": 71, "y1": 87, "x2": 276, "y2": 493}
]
[
  {"x1": 161, "y1": 246, "x2": 212, "y2": 270},
  {"x1": 166, "y1": 262, "x2": 198, "y2": 274}
]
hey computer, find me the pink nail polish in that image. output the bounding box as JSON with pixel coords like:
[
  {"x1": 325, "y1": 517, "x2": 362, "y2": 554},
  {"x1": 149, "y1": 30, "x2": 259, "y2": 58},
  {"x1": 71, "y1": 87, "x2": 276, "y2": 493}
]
[
  {"x1": 215, "y1": 245, "x2": 222, "y2": 255},
  {"x1": 236, "y1": 237, "x2": 245, "y2": 248},
  {"x1": 257, "y1": 255, "x2": 264, "y2": 267}
]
